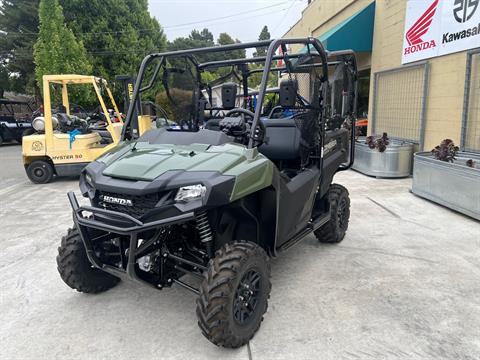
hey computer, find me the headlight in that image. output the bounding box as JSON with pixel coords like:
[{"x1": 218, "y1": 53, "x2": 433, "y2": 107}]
[
  {"x1": 79, "y1": 172, "x2": 94, "y2": 198},
  {"x1": 85, "y1": 173, "x2": 93, "y2": 187},
  {"x1": 175, "y1": 184, "x2": 207, "y2": 203}
]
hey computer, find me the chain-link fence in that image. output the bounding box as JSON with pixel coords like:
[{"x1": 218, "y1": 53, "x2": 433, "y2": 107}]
[
  {"x1": 462, "y1": 51, "x2": 480, "y2": 153},
  {"x1": 371, "y1": 63, "x2": 429, "y2": 149}
]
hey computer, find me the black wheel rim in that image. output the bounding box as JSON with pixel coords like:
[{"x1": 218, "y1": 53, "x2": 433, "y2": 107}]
[
  {"x1": 337, "y1": 197, "x2": 348, "y2": 230},
  {"x1": 33, "y1": 166, "x2": 45, "y2": 179},
  {"x1": 233, "y1": 269, "x2": 261, "y2": 325}
]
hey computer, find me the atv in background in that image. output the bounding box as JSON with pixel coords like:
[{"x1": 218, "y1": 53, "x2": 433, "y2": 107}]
[
  {"x1": 0, "y1": 99, "x2": 35, "y2": 145},
  {"x1": 57, "y1": 38, "x2": 357, "y2": 347}
]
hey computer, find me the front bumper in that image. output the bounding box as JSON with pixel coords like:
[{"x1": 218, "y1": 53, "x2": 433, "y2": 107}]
[{"x1": 68, "y1": 191, "x2": 197, "y2": 288}]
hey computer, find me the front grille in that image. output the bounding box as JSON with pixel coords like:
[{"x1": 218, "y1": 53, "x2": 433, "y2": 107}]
[{"x1": 96, "y1": 191, "x2": 161, "y2": 219}]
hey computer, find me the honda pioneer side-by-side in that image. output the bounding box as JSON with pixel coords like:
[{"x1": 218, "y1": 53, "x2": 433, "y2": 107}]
[{"x1": 56, "y1": 38, "x2": 358, "y2": 347}]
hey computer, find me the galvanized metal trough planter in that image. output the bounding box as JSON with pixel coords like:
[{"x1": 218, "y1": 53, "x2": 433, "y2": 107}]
[
  {"x1": 412, "y1": 152, "x2": 480, "y2": 220},
  {"x1": 352, "y1": 139, "x2": 414, "y2": 178}
]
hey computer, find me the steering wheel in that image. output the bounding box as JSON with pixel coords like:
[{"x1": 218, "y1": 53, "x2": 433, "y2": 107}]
[
  {"x1": 225, "y1": 108, "x2": 255, "y2": 119},
  {"x1": 268, "y1": 106, "x2": 283, "y2": 119},
  {"x1": 225, "y1": 108, "x2": 267, "y2": 147}
]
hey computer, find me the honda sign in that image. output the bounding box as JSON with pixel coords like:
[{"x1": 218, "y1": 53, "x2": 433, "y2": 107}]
[{"x1": 402, "y1": 0, "x2": 480, "y2": 64}]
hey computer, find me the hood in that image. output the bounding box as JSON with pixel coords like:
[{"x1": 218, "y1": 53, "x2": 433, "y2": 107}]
[{"x1": 99, "y1": 142, "x2": 264, "y2": 181}]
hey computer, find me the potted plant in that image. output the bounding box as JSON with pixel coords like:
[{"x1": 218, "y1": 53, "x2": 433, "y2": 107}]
[
  {"x1": 412, "y1": 139, "x2": 480, "y2": 220},
  {"x1": 352, "y1": 132, "x2": 414, "y2": 178}
]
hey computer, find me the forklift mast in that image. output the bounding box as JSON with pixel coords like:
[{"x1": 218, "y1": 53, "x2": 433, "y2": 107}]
[{"x1": 115, "y1": 75, "x2": 142, "y2": 137}]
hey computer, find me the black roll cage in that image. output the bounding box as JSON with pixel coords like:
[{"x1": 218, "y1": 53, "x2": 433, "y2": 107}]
[
  {"x1": 121, "y1": 37, "x2": 358, "y2": 170},
  {"x1": 0, "y1": 99, "x2": 35, "y2": 117}
]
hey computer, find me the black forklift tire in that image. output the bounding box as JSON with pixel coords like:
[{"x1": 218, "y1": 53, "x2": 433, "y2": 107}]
[
  {"x1": 0, "y1": 134, "x2": 3, "y2": 146},
  {"x1": 56, "y1": 227, "x2": 120, "y2": 293},
  {"x1": 315, "y1": 184, "x2": 350, "y2": 243},
  {"x1": 196, "y1": 241, "x2": 271, "y2": 348},
  {"x1": 26, "y1": 160, "x2": 54, "y2": 184}
]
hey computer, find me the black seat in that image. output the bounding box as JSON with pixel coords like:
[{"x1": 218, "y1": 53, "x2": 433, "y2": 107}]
[
  {"x1": 257, "y1": 79, "x2": 301, "y2": 160},
  {"x1": 258, "y1": 118, "x2": 301, "y2": 160}
]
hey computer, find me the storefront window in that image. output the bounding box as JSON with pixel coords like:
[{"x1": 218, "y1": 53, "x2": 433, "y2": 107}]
[
  {"x1": 357, "y1": 69, "x2": 370, "y2": 118},
  {"x1": 463, "y1": 52, "x2": 480, "y2": 153}
]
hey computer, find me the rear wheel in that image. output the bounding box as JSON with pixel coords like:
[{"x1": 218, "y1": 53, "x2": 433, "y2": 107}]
[
  {"x1": 0, "y1": 134, "x2": 3, "y2": 146},
  {"x1": 56, "y1": 227, "x2": 120, "y2": 293},
  {"x1": 314, "y1": 184, "x2": 350, "y2": 243},
  {"x1": 196, "y1": 241, "x2": 271, "y2": 348},
  {"x1": 26, "y1": 160, "x2": 54, "y2": 184}
]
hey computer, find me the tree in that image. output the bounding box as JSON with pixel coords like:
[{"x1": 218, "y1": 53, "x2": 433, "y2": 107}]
[
  {"x1": 191, "y1": 28, "x2": 214, "y2": 43},
  {"x1": 1, "y1": 0, "x2": 166, "y2": 100},
  {"x1": 167, "y1": 28, "x2": 215, "y2": 65},
  {"x1": 217, "y1": 32, "x2": 235, "y2": 46},
  {"x1": 259, "y1": 26, "x2": 271, "y2": 41},
  {"x1": 0, "y1": 65, "x2": 9, "y2": 98},
  {"x1": 167, "y1": 28, "x2": 216, "y2": 57},
  {"x1": 60, "y1": 0, "x2": 166, "y2": 96},
  {"x1": 34, "y1": 0, "x2": 92, "y2": 101},
  {"x1": 254, "y1": 25, "x2": 271, "y2": 57},
  {"x1": 0, "y1": 0, "x2": 40, "y2": 95},
  {"x1": 217, "y1": 32, "x2": 245, "y2": 59},
  {"x1": 168, "y1": 28, "x2": 247, "y2": 64}
]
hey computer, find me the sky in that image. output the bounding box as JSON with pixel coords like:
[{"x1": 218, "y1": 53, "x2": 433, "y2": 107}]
[{"x1": 148, "y1": 0, "x2": 308, "y2": 43}]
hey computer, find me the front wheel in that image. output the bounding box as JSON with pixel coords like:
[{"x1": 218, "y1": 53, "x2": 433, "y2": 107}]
[
  {"x1": 26, "y1": 160, "x2": 54, "y2": 184},
  {"x1": 196, "y1": 241, "x2": 271, "y2": 348},
  {"x1": 56, "y1": 227, "x2": 120, "y2": 293},
  {"x1": 314, "y1": 184, "x2": 350, "y2": 243}
]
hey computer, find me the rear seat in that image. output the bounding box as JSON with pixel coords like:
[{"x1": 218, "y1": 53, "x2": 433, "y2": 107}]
[{"x1": 258, "y1": 79, "x2": 301, "y2": 160}]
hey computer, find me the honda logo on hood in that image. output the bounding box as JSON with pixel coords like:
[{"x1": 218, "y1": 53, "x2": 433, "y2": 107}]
[{"x1": 100, "y1": 195, "x2": 133, "y2": 207}]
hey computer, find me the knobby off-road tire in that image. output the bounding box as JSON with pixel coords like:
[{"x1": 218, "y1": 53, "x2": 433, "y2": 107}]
[
  {"x1": 26, "y1": 160, "x2": 54, "y2": 184},
  {"x1": 315, "y1": 184, "x2": 350, "y2": 243},
  {"x1": 196, "y1": 241, "x2": 271, "y2": 348},
  {"x1": 56, "y1": 227, "x2": 120, "y2": 293}
]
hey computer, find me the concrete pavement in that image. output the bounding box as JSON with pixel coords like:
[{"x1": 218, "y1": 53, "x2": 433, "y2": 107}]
[{"x1": 1, "y1": 145, "x2": 479, "y2": 359}]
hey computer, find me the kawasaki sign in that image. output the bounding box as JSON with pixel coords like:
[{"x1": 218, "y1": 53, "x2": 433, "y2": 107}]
[{"x1": 402, "y1": 0, "x2": 480, "y2": 64}]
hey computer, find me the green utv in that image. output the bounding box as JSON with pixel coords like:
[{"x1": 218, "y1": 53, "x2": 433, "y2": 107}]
[{"x1": 57, "y1": 38, "x2": 358, "y2": 347}]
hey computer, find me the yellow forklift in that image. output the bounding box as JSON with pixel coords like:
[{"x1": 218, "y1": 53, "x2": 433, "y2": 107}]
[{"x1": 22, "y1": 74, "x2": 152, "y2": 184}]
